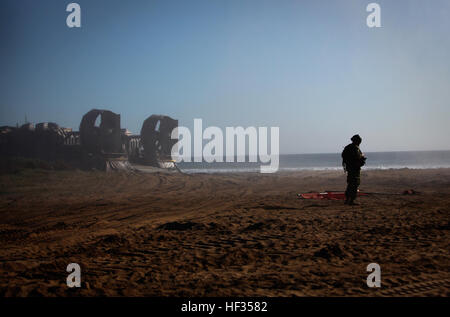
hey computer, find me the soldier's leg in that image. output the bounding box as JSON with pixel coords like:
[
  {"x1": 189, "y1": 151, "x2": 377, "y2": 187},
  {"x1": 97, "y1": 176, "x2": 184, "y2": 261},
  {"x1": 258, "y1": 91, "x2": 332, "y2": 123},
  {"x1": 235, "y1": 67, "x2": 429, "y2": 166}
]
[
  {"x1": 349, "y1": 171, "x2": 361, "y2": 204},
  {"x1": 345, "y1": 175, "x2": 351, "y2": 204},
  {"x1": 347, "y1": 170, "x2": 360, "y2": 204},
  {"x1": 348, "y1": 179, "x2": 357, "y2": 201}
]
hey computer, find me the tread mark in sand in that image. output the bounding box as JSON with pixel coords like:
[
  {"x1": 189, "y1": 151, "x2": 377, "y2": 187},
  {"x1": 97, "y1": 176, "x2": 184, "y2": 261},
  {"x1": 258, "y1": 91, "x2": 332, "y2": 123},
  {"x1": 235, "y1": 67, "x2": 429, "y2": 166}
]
[{"x1": 377, "y1": 278, "x2": 450, "y2": 296}]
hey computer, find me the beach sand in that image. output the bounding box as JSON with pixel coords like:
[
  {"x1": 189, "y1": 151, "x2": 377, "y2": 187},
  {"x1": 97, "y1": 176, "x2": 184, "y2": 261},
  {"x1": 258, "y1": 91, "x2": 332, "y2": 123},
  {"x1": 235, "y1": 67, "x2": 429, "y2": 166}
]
[{"x1": 0, "y1": 168, "x2": 449, "y2": 296}]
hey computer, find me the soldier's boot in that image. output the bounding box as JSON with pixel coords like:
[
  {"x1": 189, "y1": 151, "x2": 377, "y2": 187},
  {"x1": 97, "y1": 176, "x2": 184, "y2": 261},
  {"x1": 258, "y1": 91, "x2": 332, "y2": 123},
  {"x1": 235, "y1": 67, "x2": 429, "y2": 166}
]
[{"x1": 344, "y1": 189, "x2": 350, "y2": 204}]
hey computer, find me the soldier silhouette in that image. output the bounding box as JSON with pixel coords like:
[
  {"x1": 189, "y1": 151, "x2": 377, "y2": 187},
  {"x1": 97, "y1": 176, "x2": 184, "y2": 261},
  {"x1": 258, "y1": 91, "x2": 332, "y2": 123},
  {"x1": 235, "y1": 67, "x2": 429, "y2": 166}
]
[{"x1": 342, "y1": 134, "x2": 366, "y2": 205}]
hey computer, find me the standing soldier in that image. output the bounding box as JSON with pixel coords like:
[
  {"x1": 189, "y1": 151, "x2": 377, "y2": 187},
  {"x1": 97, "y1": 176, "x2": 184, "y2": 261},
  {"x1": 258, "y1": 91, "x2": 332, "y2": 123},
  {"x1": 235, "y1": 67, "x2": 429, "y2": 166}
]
[{"x1": 341, "y1": 134, "x2": 366, "y2": 205}]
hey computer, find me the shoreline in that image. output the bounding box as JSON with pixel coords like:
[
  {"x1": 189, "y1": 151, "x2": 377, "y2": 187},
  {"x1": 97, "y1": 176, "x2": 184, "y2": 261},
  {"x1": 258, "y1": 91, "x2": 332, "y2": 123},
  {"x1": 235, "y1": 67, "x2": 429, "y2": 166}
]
[{"x1": 173, "y1": 166, "x2": 450, "y2": 175}]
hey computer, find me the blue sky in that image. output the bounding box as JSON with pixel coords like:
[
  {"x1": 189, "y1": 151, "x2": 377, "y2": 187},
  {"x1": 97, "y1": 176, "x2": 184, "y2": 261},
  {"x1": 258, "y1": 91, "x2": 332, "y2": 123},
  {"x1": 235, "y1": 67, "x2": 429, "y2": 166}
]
[{"x1": 1, "y1": 0, "x2": 449, "y2": 153}]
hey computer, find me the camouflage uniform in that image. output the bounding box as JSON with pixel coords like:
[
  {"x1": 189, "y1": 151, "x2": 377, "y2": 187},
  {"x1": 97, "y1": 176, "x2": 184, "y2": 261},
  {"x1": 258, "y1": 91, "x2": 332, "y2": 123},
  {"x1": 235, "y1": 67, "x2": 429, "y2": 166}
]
[{"x1": 342, "y1": 143, "x2": 364, "y2": 202}]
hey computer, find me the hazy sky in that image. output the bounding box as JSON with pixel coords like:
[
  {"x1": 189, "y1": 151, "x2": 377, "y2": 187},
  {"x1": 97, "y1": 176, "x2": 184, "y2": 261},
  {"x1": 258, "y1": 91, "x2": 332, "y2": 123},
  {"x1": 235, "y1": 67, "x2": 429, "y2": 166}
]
[{"x1": 1, "y1": 0, "x2": 449, "y2": 154}]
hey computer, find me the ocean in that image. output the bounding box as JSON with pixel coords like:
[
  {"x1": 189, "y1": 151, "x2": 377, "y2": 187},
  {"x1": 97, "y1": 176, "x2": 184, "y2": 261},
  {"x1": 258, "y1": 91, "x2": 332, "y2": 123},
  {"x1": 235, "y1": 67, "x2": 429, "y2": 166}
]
[{"x1": 177, "y1": 150, "x2": 450, "y2": 173}]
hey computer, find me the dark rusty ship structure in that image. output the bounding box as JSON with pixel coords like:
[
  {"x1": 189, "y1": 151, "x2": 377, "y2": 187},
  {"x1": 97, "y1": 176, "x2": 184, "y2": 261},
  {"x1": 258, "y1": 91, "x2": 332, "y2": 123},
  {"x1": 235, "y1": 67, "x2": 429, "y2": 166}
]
[{"x1": 0, "y1": 109, "x2": 178, "y2": 171}]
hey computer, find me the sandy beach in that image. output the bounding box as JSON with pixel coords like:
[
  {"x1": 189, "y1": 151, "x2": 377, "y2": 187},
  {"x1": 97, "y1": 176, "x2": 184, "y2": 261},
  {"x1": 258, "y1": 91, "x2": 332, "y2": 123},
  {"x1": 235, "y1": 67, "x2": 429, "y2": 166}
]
[{"x1": 0, "y1": 168, "x2": 449, "y2": 296}]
